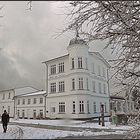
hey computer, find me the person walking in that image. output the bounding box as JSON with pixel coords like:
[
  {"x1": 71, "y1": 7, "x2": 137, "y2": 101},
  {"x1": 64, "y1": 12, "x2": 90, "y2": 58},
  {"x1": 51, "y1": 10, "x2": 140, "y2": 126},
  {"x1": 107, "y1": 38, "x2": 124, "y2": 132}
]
[{"x1": 1, "y1": 110, "x2": 9, "y2": 133}]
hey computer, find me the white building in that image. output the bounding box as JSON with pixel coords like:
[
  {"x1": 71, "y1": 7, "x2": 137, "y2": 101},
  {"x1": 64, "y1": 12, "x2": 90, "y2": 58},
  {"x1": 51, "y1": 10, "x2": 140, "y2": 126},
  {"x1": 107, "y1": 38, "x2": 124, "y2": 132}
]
[
  {"x1": 14, "y1": 90, "x2": 46, "y2": 119},
  {"x1": 110, "y1": 95, "x2": 135, "y2": 115},
  {"x1": 0, "y1": 89, "x2": 15, "y2": 117},
  {"x1": 43, "y1": 37, "x2": 111, "y2": 119},
  {"x1": 0, "y1": 86, "x2": 39, "y2": 117}
]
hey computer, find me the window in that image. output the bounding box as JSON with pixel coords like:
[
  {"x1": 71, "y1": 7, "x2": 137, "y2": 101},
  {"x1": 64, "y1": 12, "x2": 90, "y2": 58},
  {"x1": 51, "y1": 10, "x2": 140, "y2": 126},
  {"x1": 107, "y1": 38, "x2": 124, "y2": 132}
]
[
  {"x1": 33, "y1": 110, "x2": 36, "y2": 118},
  {"x1": 8, "y1": 93, "x2": 11, "y2": 99},
  {"x1": 2, "y1": 94, "x2": 5, "y2": 100},
  {"x1": 86, "y1": 78, "x2": 89, "y2": 90},
  {"x1": 93, "y1": 102, "x2": 96, "y2": 113},
  {"x1": 50, "y1": 64, "x2": 56, "y2": 75},
  {"x1": 39, "y1": 110, "x2": 43, "y2": 118},
  {"x1": 17, "y1": 99, "x2": 20, "y2": 105},
  {"x1": 59, "y1": 62, "x2": 64, "y2": 73},
  {"x1": 22, "y1": 99, "x2": 25, "y2": 105},
  {"x1": 72, "y1": 101, "x2": 76, "y2": 113},
  {"x1": 28, "y1": 99, "x2": 31, "y2": 104},
  {"x1": 79, "y1": 101, "x2": 84, "y2": 113},
  {"x1": 33, "y1": 98, "x2": 37, "y2": 104},
  {"x1": 92, "y1": 63, "x2": 95, "y2": 73},
  {"x1": 72, "y1": 58, "x2": 75, "y2": 69},
  {"x1": 78, "y1": 57, "x2": 82, "y2": 69},
  {"x1": 87, "y1": 101, "x2": 90, "y2": 113},
  {"x1": 8, "y1": 106, "x2": 10, "y2": 114},
  {"x1": 59, "y1": 81, "x2": 65, "y2": 92},
  {"x1": 98, "y1": 65, "x2": 101, "y2": 76},
  {"x1": 40, "y1": 98, "x2": 43, "y2": 104},
  {"x1": 103, "y1": 84, "x2": 106, "y2": 94},
  {"x1": 78, "y1": 78, "x2": 83, "y2": 90},
  {"x1": 50, "y1": 83, "x2": 56, "y2": 93},
  {"x1": 59, "y1": 102, "x2": 65, "y2": 113},
  {"x1": 99, "y1": 83, "x2": 102, "y2": 94},
  {"x1": 85, "y1": 58, "x2": 88, "y2": 69},
  {"x1": 92, "y1": 81, "x2": 96, "y2": 92},
  {"x1": 22, "y1": 110, "x2": 25, "y2": 118},
  {"x1": 72, "y1": 79, "x2": 75, "y2": 90}
]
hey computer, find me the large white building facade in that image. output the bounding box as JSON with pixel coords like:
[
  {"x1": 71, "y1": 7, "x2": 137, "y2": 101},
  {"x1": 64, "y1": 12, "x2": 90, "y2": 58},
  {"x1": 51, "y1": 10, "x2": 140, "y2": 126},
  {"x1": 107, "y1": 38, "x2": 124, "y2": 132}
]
[{"x1": 43, "y1": 38, "x2": 111, "y2": 119}]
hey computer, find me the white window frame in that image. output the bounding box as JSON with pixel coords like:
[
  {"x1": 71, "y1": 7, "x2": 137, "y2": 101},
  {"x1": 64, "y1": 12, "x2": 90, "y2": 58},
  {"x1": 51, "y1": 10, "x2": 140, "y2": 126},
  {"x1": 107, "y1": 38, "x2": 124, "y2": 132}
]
[
  {"x1": 58, "y1": 62, "x2": 64, "y2": 73},
  {"x1": 28, "y1": 99, "x2": 31, "y2": 104},
  {"x1": 22, "y1": 99, "x2": 25, "y2": 105},
  {"x1": 79, "y1": 101, "x2": 84, "y2": 113},
  {"x1": 59, "y1": 81, "x2": 65, "y2": 92},
  {"x1": 33, "y1": 98, "x2": 37, "y2": 104},
  {"x1": 50, "y1": 64, "x2": 56, "y2": 75},
  {"x1": 72, "y1": 58, "x2": 75, "y2": 69},
  {"x1": 78, "y1": 78, "x2": 83, "y2": 90},
  {"x1": 78, "y1": 57, "x2": 83, "y2": 69},
  {"x1": 59, "y1": 102, "x2": 65, "y2": 113},
  {"x1": 72, "y1": 101, "x2": 76, "y2": 113},
  {"x1": 93, "y1": 102, "x2": 97, "y2": 113},
  {"x1": 40, "y1": 98, "x2": 43, "y2": 104},
  {"x1": 72, "y1": 78, "x2": 75, "y2": 90},
  {"x1": 50, "y1": 83, "x2": 56, "y2": 93}
]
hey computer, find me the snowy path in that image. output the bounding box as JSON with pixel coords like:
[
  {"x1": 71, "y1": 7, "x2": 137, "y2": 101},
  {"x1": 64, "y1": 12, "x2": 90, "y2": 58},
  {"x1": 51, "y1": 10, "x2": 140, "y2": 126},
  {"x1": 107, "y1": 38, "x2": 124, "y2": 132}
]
[
  {"x1": 0, "y1": 125, "x2": 23, "y2": 139},
  {"x1": 0, "y1": 119, "x2": 133, "y2": 139},
  {"x1": 0, "y1": 124, "x2": 127, "y2": 139}
]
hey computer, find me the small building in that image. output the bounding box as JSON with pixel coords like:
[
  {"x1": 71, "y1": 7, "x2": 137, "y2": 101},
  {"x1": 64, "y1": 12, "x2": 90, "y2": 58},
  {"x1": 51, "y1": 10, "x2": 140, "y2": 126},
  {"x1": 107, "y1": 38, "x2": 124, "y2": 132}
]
[
  {"x1": 110, "y1": 95, "x2": 135, "y2": 115},
  {"x1": 0, "y1": 86, "x2": 39, "y2": 117},
  {"x1": 14, "y1": 90, "x2": 46, "y2": 119},
  {"x1": 43, "y1": 37, "x2": 111, "y2": 119}
]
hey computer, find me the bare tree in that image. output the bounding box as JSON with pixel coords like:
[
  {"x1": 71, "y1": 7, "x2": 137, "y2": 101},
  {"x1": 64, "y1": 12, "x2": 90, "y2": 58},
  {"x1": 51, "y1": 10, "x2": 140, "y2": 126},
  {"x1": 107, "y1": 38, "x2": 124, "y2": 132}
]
[
  {"x1": 63, "y1": 1, "x2": 140, "y2": 138},
  {"x1": 63, "y1": 1, "x2": 140, "y2": 96}
]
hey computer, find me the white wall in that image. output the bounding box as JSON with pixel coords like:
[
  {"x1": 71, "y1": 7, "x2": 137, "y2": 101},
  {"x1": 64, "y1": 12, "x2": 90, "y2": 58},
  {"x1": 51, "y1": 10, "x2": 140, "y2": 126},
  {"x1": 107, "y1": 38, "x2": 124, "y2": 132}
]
[
  {"x1": 15, "y1": 94, "x2": 45, "y2": 119},
  {"x1": 0, "y1": 89, "x2": 15, "y2": 117}
]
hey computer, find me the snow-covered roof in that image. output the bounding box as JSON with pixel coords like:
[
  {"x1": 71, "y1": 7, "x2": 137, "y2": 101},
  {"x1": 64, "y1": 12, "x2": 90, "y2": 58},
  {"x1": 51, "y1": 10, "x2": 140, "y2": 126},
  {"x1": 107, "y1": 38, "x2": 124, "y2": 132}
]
[
  {"x1": 42, "y1": 54, "x2": 69, "y2": 64},
  {"x1": 21, "y1": 90, "x2": 46, "y2": 97},
  {"x1": 14, "y1": 86, "x2": 39, "y2": 96}
]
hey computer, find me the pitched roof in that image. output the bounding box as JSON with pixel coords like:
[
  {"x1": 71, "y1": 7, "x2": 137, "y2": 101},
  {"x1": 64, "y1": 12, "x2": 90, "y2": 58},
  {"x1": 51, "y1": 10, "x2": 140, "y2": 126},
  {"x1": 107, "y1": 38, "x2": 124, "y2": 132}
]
[
  {"x1": 17, "y1": 90, "x2": 46, "y2": 97},
  {"x1": 42, "y1": 54, "x2": 69, "y2": 64},
  {"x1": 14, "y1": 86, "x2": 39, "y2": 96}
]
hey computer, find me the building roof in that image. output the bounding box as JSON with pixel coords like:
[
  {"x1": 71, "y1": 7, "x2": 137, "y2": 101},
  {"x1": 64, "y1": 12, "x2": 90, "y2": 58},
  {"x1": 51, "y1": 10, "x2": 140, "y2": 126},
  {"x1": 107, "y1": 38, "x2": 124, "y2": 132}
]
[
  {"x1": 14, "y1": 86, "x2": 39, "y2": 96},
  {"x1": 42, "y1": 51, "x2": 110, "y2": 68},
  {"x1": 17, "y1": 90, "x2": 46, "y2": 97},
  {"x1": 42, "y1": 54, "x2": 69, "y2": 64}
]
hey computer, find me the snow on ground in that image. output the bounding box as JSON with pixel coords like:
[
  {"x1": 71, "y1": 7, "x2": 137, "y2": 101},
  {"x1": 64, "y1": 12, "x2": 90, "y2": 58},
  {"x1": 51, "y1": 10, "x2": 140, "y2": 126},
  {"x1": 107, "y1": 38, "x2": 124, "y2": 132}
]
[
  {"x1": 0, "y1": 118, "x2": 132, "y2": 139},
  {"x1": 0, "y1": 124, "x2": 125, "y2": 139},
  {"x1": 11, "y1": 118, "x2": 133, "y2": 130}
]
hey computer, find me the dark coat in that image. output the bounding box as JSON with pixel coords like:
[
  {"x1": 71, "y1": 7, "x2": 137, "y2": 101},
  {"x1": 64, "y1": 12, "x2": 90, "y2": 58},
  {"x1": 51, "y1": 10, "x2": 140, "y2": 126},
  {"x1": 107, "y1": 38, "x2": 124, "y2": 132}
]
[{"x1": 2, "y1": 112, "x2": 9, "y2": 124}]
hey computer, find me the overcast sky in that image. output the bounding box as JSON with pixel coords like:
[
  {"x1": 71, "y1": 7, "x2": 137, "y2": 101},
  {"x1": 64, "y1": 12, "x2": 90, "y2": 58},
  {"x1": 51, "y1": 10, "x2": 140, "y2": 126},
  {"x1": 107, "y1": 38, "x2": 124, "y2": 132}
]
[{"x1": 0, "y1": 1, "x2": 114, "y2": 91}]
